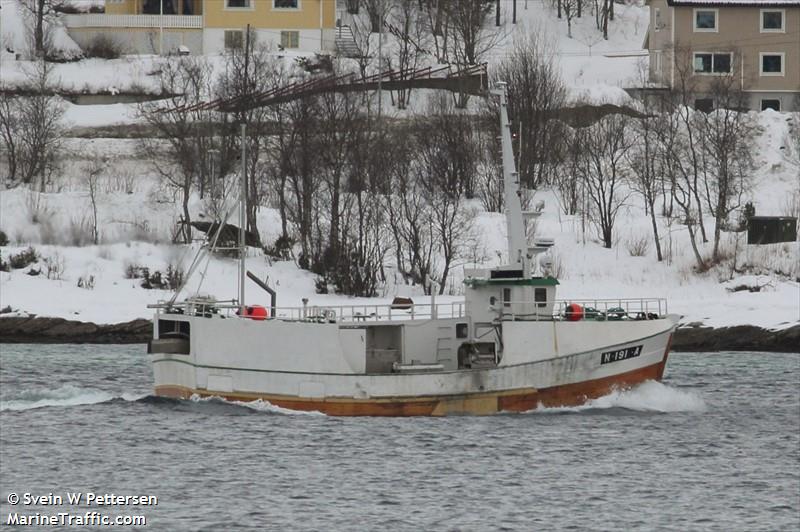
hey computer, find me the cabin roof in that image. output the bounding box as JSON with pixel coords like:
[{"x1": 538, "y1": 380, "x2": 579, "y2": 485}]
[{"x1": 465, "y1": 277, "x2": 560, "y2": 287}]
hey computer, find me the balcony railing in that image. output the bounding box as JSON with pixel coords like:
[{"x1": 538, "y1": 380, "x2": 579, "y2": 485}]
[{"x1": 63, "y1": 14, "x2": 203, "y2": 29}]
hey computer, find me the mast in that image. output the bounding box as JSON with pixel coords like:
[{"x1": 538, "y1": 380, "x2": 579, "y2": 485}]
[
  {"x1": 493, "y1": 83, "x2": 529, "y2": 277},
  {"x1": 239, "y1": 26, "x2": 251, "y2": 316},
  {"x1": 239, "y1": 122, "x2": 247, "y2": 315}
]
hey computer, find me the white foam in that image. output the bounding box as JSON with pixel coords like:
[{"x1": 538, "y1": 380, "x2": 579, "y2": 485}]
[
  {"x1": 532, "y1": 380, "x2": 707, "y2": 414},
  {"x1": 188, "y1": 394, "x2": 324, "y2": 416},
  {"x1": 0, "y1": 385, "x2": 146, "y2": 412},
  {"x1": 233, "y1": 399, "x2": 325, "y2": 416}
]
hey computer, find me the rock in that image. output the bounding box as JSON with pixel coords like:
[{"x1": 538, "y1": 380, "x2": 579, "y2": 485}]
[
  {"x1": 0, "y1": 317, "x2": 151, "y2": 344},
  {"x1": 672, "y1": 325, "x2": 800, "y2": 353}
]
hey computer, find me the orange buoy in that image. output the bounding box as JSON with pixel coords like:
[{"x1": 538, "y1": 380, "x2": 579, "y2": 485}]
[
  {"x1": 245, "y1": 305, "x2": 269, "y2": 321},
  {"x1": 565, "y1": 303, "x2": 584, "y2": 322}
]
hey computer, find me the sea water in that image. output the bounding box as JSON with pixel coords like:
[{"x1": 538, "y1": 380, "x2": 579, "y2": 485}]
[{"x1": 1, "y1": 345, "x2": 798, "y2": 531}]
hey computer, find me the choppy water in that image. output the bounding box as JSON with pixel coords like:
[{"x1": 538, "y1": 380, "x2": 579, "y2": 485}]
[{"x1": 0, "y1": 344, "x2": 798, "y2": 531}]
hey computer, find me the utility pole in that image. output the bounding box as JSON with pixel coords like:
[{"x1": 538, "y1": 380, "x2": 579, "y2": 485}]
[
  {"x1": 377, "y1": 13, "x2": 383, "y2": 118},
  {"x1": 159, "y1": 0, "x2": 164, "y2": 55}
]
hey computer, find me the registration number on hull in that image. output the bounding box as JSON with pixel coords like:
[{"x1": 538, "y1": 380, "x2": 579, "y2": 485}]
[{"x1": 601, "y1": 345, "x2": 643, "y2": 365}]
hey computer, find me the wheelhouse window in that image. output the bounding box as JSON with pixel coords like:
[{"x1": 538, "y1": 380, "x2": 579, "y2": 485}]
[
  {"x1": 226, "y1": 0, "x2": 251, "y2": 8},
  {"x1": 693, "y1": 52, "x2": 732, "y2": 74},
  {"x1": 761, "y1": 99, "x2": 781, "y2": 112},
  {"x1": 274, "y1": 0, "x2": 299, "y2": 8},
  {"x1": 761, "y1": 10, "x2": 784, "y2": 32},
  {"x1": 224, "y1": 30, "x2": 244, "y2": 50},
  {"x1": 280, "y1": 31, "x2": 300, "y2": 49},
  {"x1": 534, "y1": 288, "x2": 547, "y2": 308},
  {"x1": 502, "y1": 288, "x2": 511, "y2": 308},
  {"x1": 694, "y1": 9, "x2": 718, "y2": 32},
  {"x1": 760, "y1": 53, "x2": 784, "y2": 76}
]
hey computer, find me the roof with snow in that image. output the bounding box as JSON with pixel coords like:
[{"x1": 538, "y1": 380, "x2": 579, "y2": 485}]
[{"x1": 667, "y1": 0, "x2": 800, "y2": 6}]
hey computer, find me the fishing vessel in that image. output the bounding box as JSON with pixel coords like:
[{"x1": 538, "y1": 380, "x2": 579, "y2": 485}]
[{"x1": 148, "y1": 86, "x2": 679, "y2": 416}]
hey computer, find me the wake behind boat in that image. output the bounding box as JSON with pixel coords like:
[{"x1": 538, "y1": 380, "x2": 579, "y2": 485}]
[{"x1": 148, "y1": 85, "x2": 678, "y2": 416}]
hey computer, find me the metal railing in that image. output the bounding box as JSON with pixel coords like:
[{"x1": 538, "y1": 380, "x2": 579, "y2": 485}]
[
  {"x1": 150, "y1": 300, "x2": 466, "y2": 323},
  {"x1": 149, "y1": 298, "x2": 667, "y2": 324},
  {"x1": 63, "y1": 14, "x2": 203, "y2": 29},
  {"x1": 554, "y1": 298, "x2": 667, "y2": 318},
  {"x1": 498, "y1": 298, "x2": 668, "y2": 322}
]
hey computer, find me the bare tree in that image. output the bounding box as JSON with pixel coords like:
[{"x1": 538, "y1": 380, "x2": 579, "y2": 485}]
[
  {"x1": 271, "y1": 95, "x2": 321, "y2": 269},
  {"x1": 84, "y1": 159, "x2": 103, "y2": 245},
  {"x1": 420, "y1": 0, "x2": 449, "y2": 61},
  {"x1": 446, "y1": 0, "x2": 501, "y2": 107},
  {"x1": 574, "y1": 112, "x2": 634, "y2": 248},
  {"x1": 414, "y1": 94, "x2": 477, "y2": 293},
  {"x1": 218, "y1": 30, "x2": 282, "y2": 244},
  {"x1": 384, "y1": 139, "x2": 438, "y2": 292},
  {"x1": 415, "y1": 93, "x2": 480, "y2": 198},
  {"x1": 349, "y1": 10, "x2": 379, "y2": 81},
  {"x1": 363, "y1": 0, "x2": 391, "y2": 33},
  {"x1": 496, "y1": 28, "x2": 567, "y2": 188},
  {"x1": 337, "y1": 114, "x2": 395, "y2": 295},
  {"x1": 562, "y1": 0, "x2": 581, "y2": 38},
  {"x1": 6, "y1": 61, "x2": 65, "y2": 190},
  {"x1": 139, "y1": 57, "x2": 229, "y2": 244},
  {"x1": 20, "y1": 0, "x2": 65, "y2": 58},
  {"x1": 670, "y1": 46, "x2": 711, "y2": 242},
  {"x1": 555, "y1": 126, "x2": 582, "y2": 216},
  {"x1": 315, "y1": 88, "x2": 362, "y2": 281},
  {"x1": 383, "y1": 94, "x2": 478, "y2": 294},
  {"x1": 446, "y1": 0, "x2": 497, "y2": 65},
  {"x1": 697, "y1": 75, "x2": 756, "y2": 262},
  {"x1": 628, "y1": 110, "x2": 665, "y2": 261},
  {"x1": 475, "y1": 99, "x2": 504, "y2": 212},
  {"x1": 657, "y1": 103, "x2": 707, "y2": 269},
  {"x1": 0, "y1": 94, "x2": 20, "y2": 183},
  {"x1": 385, "y1": 0, "x2": 431, "y2": 109}
]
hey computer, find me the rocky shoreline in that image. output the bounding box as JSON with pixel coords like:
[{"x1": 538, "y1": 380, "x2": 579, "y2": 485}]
[{"x1": 0, "y1": 317, "x2": 797, "y2": 353}]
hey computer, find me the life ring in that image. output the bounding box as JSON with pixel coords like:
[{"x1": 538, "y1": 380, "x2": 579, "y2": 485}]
[{"x1": 565, "y1": 303, "x2": 584, "y2": 322}]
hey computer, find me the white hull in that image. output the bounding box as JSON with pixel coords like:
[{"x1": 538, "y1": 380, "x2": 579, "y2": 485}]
[{"x1": 150, "y1": 314, "x2": 677, "y2": 416}]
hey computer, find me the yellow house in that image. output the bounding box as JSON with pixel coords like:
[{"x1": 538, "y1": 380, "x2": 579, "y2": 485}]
[
  {"x1": 64, "y1": 0, "x2": 338, "y2": 55},
  {"x1": 645, "y1": 0, "x2": 800, "y2": 112}
]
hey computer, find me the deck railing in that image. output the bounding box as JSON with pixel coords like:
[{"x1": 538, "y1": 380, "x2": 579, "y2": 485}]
[
  {"x1": 63, "y1": 14, "x2": 203, "y2": 29},
  {"x1": 500, "y1": 298, "x2": 668, "y2": 322},
  {"x1": 150, "y1": 298, "x2": 668, "y2": 324}
]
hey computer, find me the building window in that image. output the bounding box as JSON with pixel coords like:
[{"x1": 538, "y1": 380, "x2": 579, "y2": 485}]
[
  {"x1": 760, "y1": 53, "x2": 784, "y2": 76},
  {"x1": 274, "y1": 0, "x2": 299, "y2": 8},
  {"x1": 226, "y1": 0, "x2": 251, "y2": 8},
  {"x1": 654, "y1": 8, "x2": 662, "y2": 31},
  {"x1": 693, "y1": 52, "x2": 732, "y2": 74},
  {"x1": 224, "y1": 30, "x2": 244, "y2": 50},
  {"x1": 693, "y1": 9, "x2": 718, "y2": 32},
  {"x1": 280, "y1": 31, "x2": 300, "y2": 49},
  {"x1": 761, "y1": 10, "x2": 784, "y2": 32},
  {"x1": 761, "y1": 99, "x2": 781, "y2": 112},
  {"x1": 695, "y1": 99, "x2": 713, "y2": 113}
]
